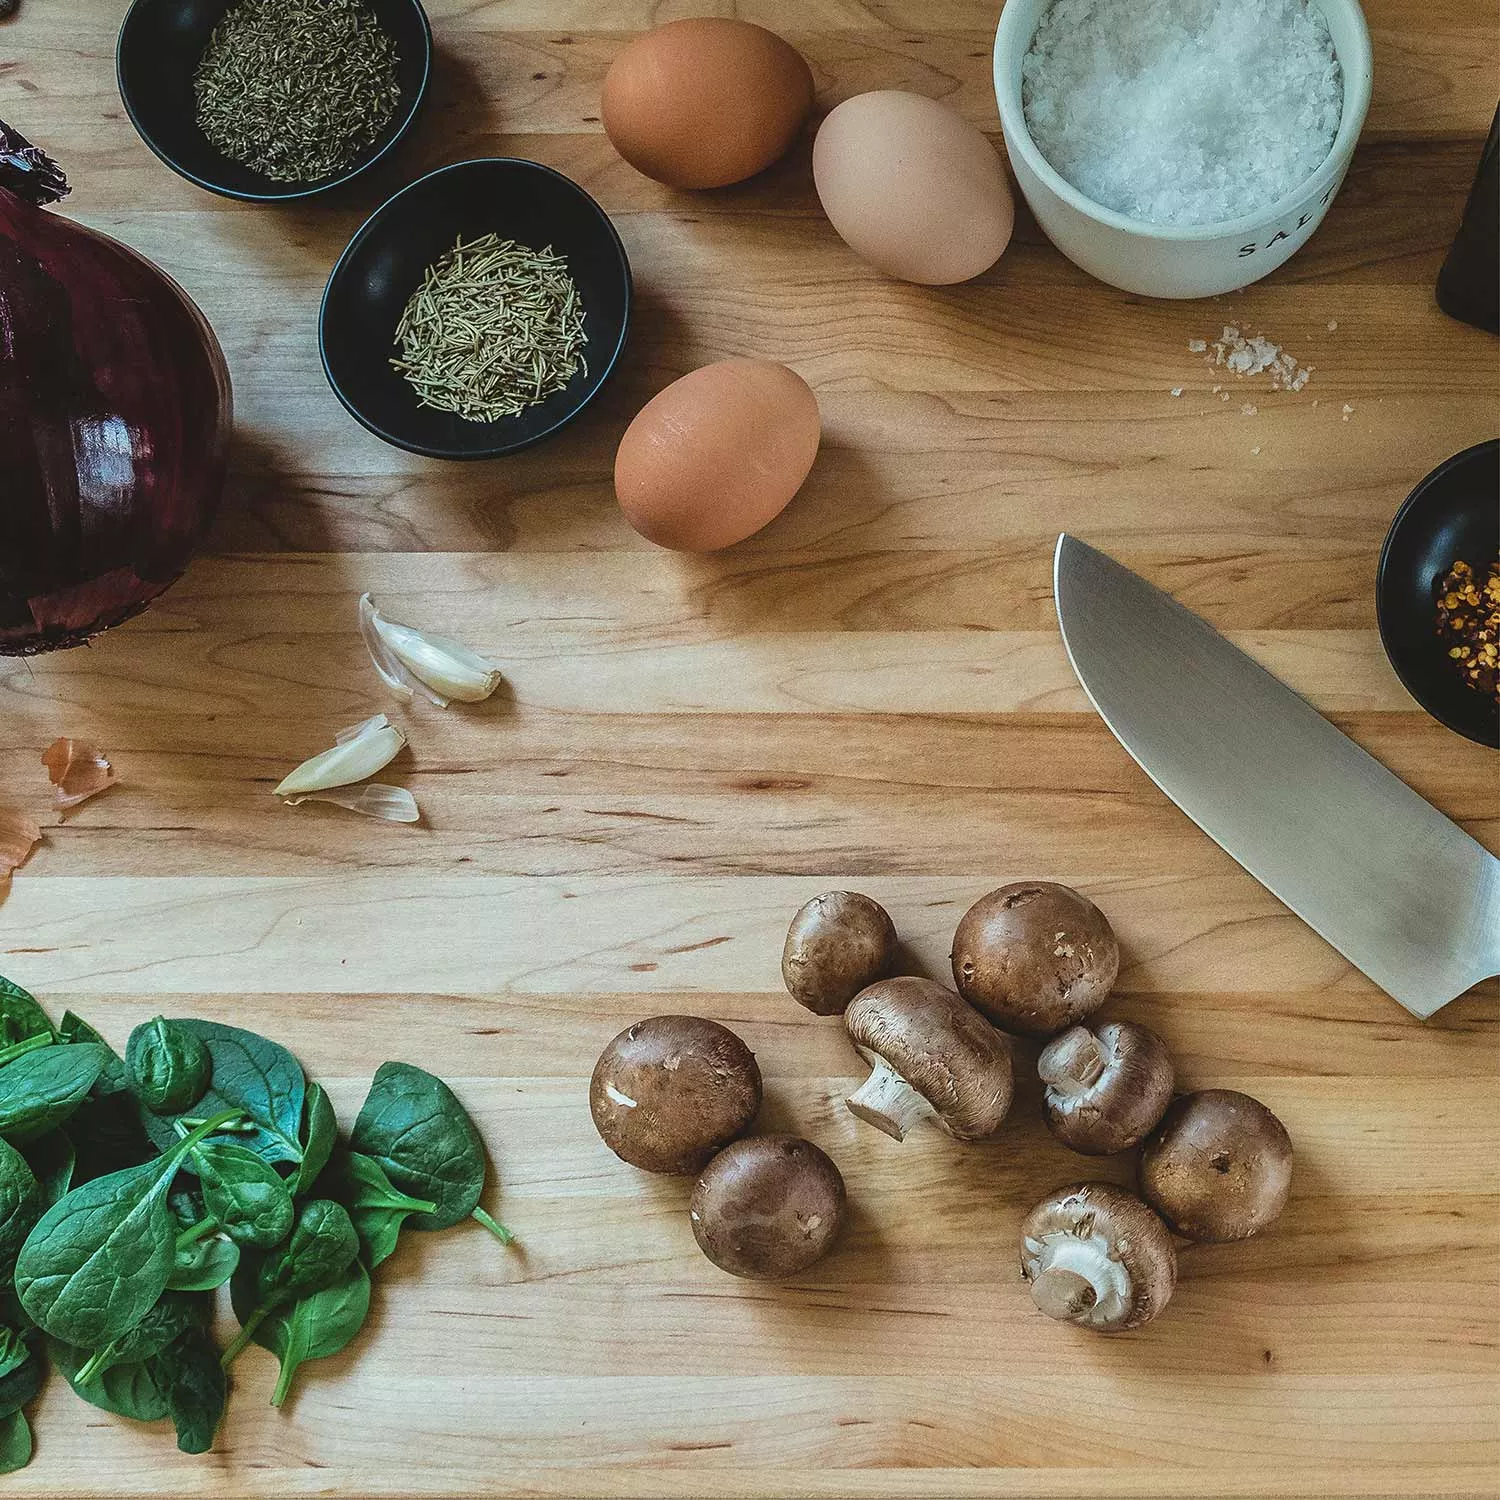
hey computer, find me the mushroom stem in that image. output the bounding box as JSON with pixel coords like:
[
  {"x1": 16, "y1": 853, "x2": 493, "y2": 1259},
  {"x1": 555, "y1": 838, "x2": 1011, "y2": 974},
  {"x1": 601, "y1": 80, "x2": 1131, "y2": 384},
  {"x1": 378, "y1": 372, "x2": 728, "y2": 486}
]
[
  {"x1": 1038, "y1": 1026, "x2": 1106, "y2": 1097},
  {"x1": 1030, "y1": 1266, "x2": 1098, "y2": 1320},
  {"x1": 846, "y1": 1055, "x2": 935, "y2": 1141}
]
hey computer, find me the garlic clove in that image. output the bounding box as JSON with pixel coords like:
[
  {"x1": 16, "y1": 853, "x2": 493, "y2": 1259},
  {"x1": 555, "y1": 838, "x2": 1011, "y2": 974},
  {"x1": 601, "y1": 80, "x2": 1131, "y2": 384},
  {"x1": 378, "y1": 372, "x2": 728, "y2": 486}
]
[
  {"x1": 41, "y1": 737, "x2": 117, "y2": 810},
  {"x1": 359, "y1": 594, "x2": 503, "y2": 708},
  {"x1": 335, "y1": 712, "x2": 392, "y2": 746},
  {"x1": 274, "y1": 719, "x2": 406, "y2": 797},
  {"x1": 281, "y1": 784, "x2": 420, "y2": 823}
]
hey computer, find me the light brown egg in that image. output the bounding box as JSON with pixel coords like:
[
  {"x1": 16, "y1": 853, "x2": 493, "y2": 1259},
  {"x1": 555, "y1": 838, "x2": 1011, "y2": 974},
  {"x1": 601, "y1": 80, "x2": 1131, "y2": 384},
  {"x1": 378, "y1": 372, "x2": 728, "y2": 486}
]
[
  {"x1": 813, "y1": 90, "x2": 1015, "y2": 284},
  {"x1": 614, "y1": 359, "x2": 821, "y2": 552},
  {"x1": 602, "y1": 19, "x2": 814, "y2": 190}
]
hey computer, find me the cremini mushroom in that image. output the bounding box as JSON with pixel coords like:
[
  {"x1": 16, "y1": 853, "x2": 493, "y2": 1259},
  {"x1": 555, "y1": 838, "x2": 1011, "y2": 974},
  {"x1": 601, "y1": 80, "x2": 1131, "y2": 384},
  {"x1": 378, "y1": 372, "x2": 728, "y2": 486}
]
[
  {"x1": 1138, "y1": 1088, "x2": 1293, "y2": 1241},
  {"x1": 689, "y1": 1134, "x2": 846, "y2": 1279},
  {"x1": 843, "y1": 977, "x2": 1013, "y2": 1142},
  {"x1": 781, "y1": 891, "x2": 898, "y2": 1016},
  {"x1": 951, "y1": 880, "x2": 1119, "y2": 1035},
  {"x1": 1039, "y1": 1020, "x2": 1174, "y2": 1155},
  {"x1": 589, "y1": 1015, "x2": 762, "y2": 1175},
  {"x1": 1019, "y1": 1181, "x2": 1177, "y2": 1332}
]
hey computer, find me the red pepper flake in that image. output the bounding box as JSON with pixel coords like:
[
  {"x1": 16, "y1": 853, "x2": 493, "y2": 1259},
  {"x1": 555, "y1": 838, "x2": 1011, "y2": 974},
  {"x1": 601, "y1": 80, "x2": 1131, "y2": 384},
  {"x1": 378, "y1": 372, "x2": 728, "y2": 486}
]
[{"x1": 1435, "y1": 558, "x2": 1500, "y2": 700}]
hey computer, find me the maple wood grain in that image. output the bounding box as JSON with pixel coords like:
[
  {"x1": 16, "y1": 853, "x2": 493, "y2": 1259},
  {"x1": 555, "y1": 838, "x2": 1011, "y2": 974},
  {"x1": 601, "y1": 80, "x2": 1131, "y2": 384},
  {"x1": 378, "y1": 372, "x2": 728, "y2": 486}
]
[{"x1": 0, "y1": 0, "x2": 1496, "y2": 1495}]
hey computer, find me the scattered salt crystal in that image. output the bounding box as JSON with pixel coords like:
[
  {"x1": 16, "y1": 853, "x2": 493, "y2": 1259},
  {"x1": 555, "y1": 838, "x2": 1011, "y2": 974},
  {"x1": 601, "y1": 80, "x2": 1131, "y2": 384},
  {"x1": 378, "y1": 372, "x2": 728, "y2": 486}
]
[
  {"x1": 1241, "y1": 403, "x2": 1259, "y2": 416},
  {"x1": 1341, "y1": 403, "x2": 1354, "y2": 421},
  {"x1": 1251, "y1": 446, "x2": 1262, "y2": 455},
  {"x1": 1170, "y1": 387, "x2": 1184, "y2": 397},
  {"x1": 1022, "y1": 0, "x2": 1344, "y2": 227},
  {"x1": 1200, "y1": 324, "x2": 1312, "y2": 392},
  {"x1": 1327, "y1": 319, "x2": 1338, "y2": 331},
  {"x1": 1188, "y1": 339, "x2": 1208, "y2": 354}
]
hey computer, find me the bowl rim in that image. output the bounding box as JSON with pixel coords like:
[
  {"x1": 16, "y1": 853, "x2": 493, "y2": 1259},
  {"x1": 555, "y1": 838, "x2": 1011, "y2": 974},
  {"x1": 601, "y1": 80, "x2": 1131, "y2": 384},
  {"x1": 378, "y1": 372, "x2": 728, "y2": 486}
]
[
  {"x1": 992, "y1": 0, "x2": 1374, "y2": 243},
  {"x1": 115, "y1": 0, "x2": 433, "y2": 204},
  {"x1": 318, "y1": 156, "x2": 634, "y2": 461},
  {"x1": 1375, "y1": 437, "x2": 1500, "y2": 749}
]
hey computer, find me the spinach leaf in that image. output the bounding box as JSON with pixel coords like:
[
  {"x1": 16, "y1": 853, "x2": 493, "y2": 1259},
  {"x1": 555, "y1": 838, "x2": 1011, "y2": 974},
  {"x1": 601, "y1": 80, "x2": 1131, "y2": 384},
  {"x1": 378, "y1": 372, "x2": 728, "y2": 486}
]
[
  {"x1": 126, "y1": 1018, "x2": 211, "y2": 1115},
  {"x1": 0, "y1": 1138, "x2": 41, "y2": 1281},
  {"x1": 0, "y1": 1034, "x2": 52, "y2": 1068},
  {"x1": 338, "y1": 1150, "x2": 437, "y2": 1269},
  {"x1": 60, "y1": 1011, "x2": 129, "y2": 1096},
  {"x1": 350, "y1": 1062, "x2": 510, "y2": 1240},
  {"x1": 222, "y1": 1199, "x2": 357, "y2": 1365},
  {"x1": 0, "y1": 1043, "x2": 105, "y2": 1144},
  {"x1": 190, "y1": 1139, "x2": 294, "y2": 1250},
  {"x1": 155, "y1": 1326, "x2": 226, "y2": 1453},
  {"x1": 232, "y1": 1258, "x2": 370, "y2": 1409},
  {"x1": 0, "y1": 978, "x2": 53, "y2": 1049},
  {"x1": 166, "y1": 1233, "x2": 239, "y2": 1293},
  {"x1": 0, "y1": 1410, "x2": 30, "y2": 1473},
  {"x1": 0, "y1": 1345, "x2": 42, "y2": 1417},
  {"x1": 22, "y1": 1130, "x2": 74, "y2": 1207},
  {"x1": 0, "y1": 1327, "x2": 28, "y2": 1381},
  {"x1": 15, "y1": 1108, "x2": 241, "y2": 1347},
  {"x1": 141, "y1": 1022, "x2": 305, "y2": 1168},
  {"x1": 292, "y1": 1081, "x2": 337, "y2": 1196},
  {"x1": 50, "y1": 1337, "x2": 170, "y2": 1421},
  {"x1": 70, "y1": 1290, "x2": 204, "y2": 1386}
]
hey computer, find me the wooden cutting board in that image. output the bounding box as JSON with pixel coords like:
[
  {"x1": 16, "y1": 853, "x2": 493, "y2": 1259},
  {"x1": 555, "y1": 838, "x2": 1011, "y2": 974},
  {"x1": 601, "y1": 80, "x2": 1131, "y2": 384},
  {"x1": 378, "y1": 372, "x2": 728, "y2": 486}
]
[{"x1": 2, "y1": 1, "x2": 1496, "y2": 1495}]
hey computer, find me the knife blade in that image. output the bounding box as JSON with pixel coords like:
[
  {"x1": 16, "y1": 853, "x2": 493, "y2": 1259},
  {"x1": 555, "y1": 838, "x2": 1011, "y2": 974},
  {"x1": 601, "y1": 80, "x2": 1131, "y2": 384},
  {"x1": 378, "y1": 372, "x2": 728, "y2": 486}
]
[{"x1": 1053, "y1": 534, "x2": 1500, "y2": 1018}]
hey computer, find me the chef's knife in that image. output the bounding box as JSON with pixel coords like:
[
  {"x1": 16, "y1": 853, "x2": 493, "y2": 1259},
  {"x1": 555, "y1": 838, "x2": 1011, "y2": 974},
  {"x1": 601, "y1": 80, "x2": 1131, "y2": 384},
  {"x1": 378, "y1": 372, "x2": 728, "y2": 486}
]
[{"x1": 1053, "y1": 533, "x2": 1500, "y2": 1018}]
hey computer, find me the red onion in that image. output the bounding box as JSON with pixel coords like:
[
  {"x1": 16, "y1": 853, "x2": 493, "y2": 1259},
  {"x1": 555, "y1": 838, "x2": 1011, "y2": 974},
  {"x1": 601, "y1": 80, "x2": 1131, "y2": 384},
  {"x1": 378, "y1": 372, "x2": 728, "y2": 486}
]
[{"x1": 0, "y1": 119, "x2": 231, "y2": 655}]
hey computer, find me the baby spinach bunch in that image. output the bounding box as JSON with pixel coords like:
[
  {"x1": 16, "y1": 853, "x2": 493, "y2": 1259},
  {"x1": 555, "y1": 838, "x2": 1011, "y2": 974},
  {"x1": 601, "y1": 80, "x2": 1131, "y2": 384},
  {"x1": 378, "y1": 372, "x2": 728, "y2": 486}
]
[{"x1": 0, "y1": 978, "x2": 512, "y2": 1473}]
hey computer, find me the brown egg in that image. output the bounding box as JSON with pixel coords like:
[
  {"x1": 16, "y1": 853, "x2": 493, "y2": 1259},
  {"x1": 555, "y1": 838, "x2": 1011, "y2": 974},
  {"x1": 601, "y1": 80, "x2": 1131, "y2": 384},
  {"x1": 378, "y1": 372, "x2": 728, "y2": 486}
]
[
  {"x1": 813, "y1": 90, "x2": 1015, "y2": 284},
  {"x1": 614, "y1": 359, "x2": 821, "y2": 552},
  {"x1": 602, "y1": 19, "x2": 814, "y2": 190}
]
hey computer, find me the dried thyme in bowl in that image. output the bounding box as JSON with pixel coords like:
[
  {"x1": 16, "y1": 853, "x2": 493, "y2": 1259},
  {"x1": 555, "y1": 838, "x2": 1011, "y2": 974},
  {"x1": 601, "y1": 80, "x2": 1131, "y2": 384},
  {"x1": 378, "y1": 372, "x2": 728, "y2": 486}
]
[
  {"x1": 193, "y1": 0, "x2": 401, "y2": 185},
  {"x1": 390, "y1": 233, "x2": 589, "y2": 424}
]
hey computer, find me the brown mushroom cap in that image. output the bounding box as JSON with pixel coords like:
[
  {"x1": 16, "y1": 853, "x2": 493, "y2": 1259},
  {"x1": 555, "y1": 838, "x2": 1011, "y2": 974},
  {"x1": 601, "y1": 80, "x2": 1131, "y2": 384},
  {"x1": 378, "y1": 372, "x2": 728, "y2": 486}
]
[
  {"x1": 844, "y1": 977, "x2": 1013, "y2": 1141},
  {"x1": 1019, "y1": 1181, "x2": 1177, "y2": 1332},
  {"x1": 781, "y1": 891, "x2": 898, "y2": 1016},
  {"x1": 589, "y1": 1015, "x2": 762, "y2": 1175},
  {"x1": 690, "y1": 1134, "x2": 846, "y2": 1279},
  {"x1": 1039, "y1": 1020, "x2": 1174, "y2": 1155},
  {"x1": 950, "y1": 881, "x2": 1119, "y2": 1036},
  {"x1": 1139, "y1": 1089, "x2": 1292, "y2": 1242}
]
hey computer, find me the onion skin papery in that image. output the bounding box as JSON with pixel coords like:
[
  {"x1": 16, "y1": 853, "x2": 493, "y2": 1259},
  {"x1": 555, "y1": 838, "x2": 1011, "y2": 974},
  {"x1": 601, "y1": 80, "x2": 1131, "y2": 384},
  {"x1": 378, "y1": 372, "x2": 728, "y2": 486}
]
[{"x1": 0, "y1": 120, "x2": 231, "y2": 655}]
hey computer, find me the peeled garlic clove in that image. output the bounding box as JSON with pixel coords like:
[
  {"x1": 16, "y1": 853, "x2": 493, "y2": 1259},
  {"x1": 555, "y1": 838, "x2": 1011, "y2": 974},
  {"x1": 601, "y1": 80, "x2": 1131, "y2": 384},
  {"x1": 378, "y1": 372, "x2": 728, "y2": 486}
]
[
  {"x1": 282, "y1": 784, "x2": 420, "y2": 823},
  {"x1": 274, "y1": 719, "x2": 406, "y2": 797},
  {"x1": 359, "y1": 594, "x2": 503, "y2": 707},
  {"x1": 336, "y1": 712, "x2": 392, "y2": 746}
]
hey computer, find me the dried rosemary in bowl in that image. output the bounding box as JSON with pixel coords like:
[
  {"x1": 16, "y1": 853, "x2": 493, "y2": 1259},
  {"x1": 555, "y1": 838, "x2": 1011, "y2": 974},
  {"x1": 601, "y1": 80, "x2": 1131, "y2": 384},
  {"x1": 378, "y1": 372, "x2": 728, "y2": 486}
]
[
  {"x1": 194, "y1": 0, "x2": 401, "y2": 184},
  {"x1": 390, "y1": 233, "x2": 589, "y2": 423}
]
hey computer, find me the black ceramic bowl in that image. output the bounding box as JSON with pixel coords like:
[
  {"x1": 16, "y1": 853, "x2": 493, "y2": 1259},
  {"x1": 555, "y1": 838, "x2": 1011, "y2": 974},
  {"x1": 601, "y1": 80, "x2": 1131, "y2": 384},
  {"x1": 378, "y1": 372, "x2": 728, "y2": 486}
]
[
  {"x1": 1376, "y1": 439, "x2": 1499, "y2": 748},
  {"x1": 117, "y1": 0, "x2": 431, "y2": 202},
  {"x1": 320, "y1": 159, "x2": 632, "y2": 459}
]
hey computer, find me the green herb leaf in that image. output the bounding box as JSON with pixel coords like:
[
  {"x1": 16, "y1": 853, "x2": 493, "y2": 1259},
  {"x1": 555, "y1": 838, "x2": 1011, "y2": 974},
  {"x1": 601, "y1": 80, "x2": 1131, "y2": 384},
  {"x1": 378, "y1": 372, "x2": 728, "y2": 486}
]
[
  {"x1": 222, "y1": 1199, "x2": 358, "y2": 1367},
  {"x1": 0, "y1": 978, "x2": 53, "y2": 1050},
  {"x1": 15, "y1": 1109, "x2": 241, "y2": 1346},
  {"x1": 50, "y1": 1338, "x2": 170, "y2": 1421},
  {"x1": 0, "y1": 1327, "x2": 29, "y2": 1381},
  {"x1": 0, "y1": 1138, "x2": 41, "y2": 1283},
  {"x1": 126, "y1": 1018, "x2": 211, "y2": 1115},
  {"x1": 140, "y1": 1022, "x2": 305, "y2": 1168},
  {"x1": 292, "y1": 1081, "x2": 337, "y2": 1196},
  {"x1": 0, "y1": 1345, "x2": 42, "y2": 1418},
  {"x1": 350, "y1": 1062, "x2": 508, "y2": 1238},
  {"x1": 166, "y1": 1233, "x2": 239, "y2": 1293},
  {"x1": 338, "y1": 1150, "x2": 437, "y2": 1268},
  {"x1": 70, "y1": 1290, "x2": 206, "y2": 1386},
  {"x1": 0, "y1": 1043, "x2": 105, "y2": 1144},
  {"x1": 232, "y1": 1258, "x2": 370, "y2": 1408},
  {"x1": 155, "y1": 1325, "x2": 226, "y2": 1453},
  {"x1": 0, "y1": 1410, "x2": 31, "y2": 1473},
  {"x1": 59, "y1": 1011, "x2": 129, "y2": 1096},
  {"x1": 191, "y1": 1139, "x2": 294, "y2": 1249},
  {"x1": 68, "y1": 1090, "x2": 154, "y2": 1184}
]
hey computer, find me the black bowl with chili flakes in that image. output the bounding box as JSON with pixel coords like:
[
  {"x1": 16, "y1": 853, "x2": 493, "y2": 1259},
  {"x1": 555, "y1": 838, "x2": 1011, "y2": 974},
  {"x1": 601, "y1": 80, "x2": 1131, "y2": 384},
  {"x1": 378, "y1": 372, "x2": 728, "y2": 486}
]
[{"x1": 1377, "y1": 439, "x2": 1499, "y2": 749}]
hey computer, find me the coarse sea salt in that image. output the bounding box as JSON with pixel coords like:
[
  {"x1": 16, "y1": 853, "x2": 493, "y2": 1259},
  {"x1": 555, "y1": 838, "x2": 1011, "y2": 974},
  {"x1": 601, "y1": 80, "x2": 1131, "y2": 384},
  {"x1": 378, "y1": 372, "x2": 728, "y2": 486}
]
[{"x1": 1023, "y1": 0, "x2": 1343, "y2": 227}]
